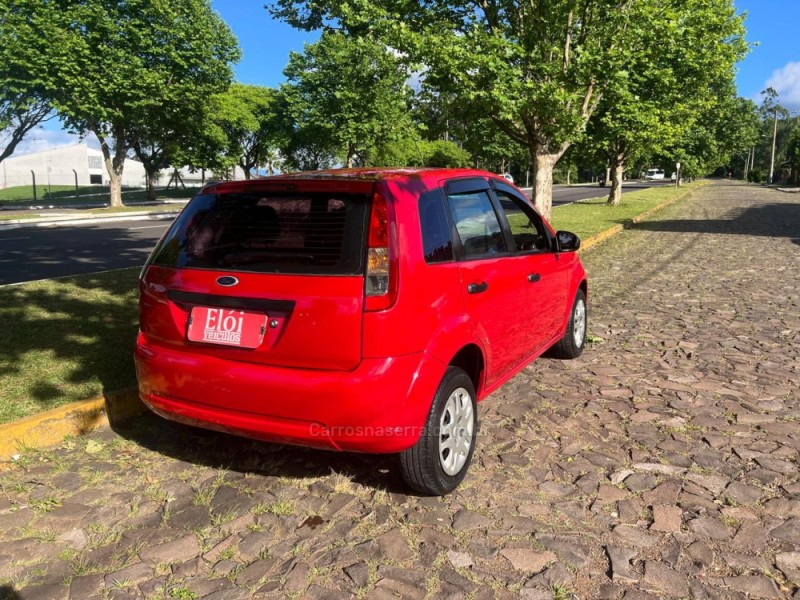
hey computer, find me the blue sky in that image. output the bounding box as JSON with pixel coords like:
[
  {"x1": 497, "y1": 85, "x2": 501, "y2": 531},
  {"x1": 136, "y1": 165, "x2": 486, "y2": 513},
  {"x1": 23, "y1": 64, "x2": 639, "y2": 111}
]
[
  {"x1": 18, "y1": 0, "x2": 800, "y2": 153},
  {"x1": 734, "y1": 0, "x2": 800, "y2": 110}
]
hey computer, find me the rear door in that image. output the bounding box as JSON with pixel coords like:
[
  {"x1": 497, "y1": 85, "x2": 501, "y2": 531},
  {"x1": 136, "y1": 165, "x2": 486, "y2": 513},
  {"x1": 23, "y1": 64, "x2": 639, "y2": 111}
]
[
  {"x1": 139, "y1": 180, "x2": 372, "y2": 371},
  {"x1": 443, "y1": 178, "x2": 534, "y2": 387},
  {"x1": 489, "y1": 182, "x2": 570, "y2": 353}
]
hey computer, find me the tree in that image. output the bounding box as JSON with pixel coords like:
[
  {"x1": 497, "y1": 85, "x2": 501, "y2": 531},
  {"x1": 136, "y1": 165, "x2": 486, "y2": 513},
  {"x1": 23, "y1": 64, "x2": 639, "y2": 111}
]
[
  {"x1": 269, "y1": 0, "x2": 747, "y2": 219},
  {"x1": 264, "y1": 0, "x2": 618, "y2": 218},
  {"x1": 1, "y1": 0, "x2": 239, "y2": 206},
  {"x1": 787, "y1": 119, "x2": 800, "y2": 184},
  {"x1": 281, "y1": 31, "x2": 414, "y2": 168},
  {"x1": 656, "y1": 85, "x2": 759, "y2": 180},
  {"x1": 280, "y1": 122, "x2": 340, "y2": 172},
  {"x1": 211, "y1": 84, "x2": 284, "y2": 179},
  {"x1": 0, "y1": 2, "x2": 54, "y2": 164},
  {"x1": 585, "y1": 0, "x2": 747, "y2": 205},
  {"x1": 371, "y1": 137, "x2": 472, "y2": 167},
  {"x1": 424, "y1": 140, "x2": 472, "y2": 168},
  {"x1": 0, "y1": 96, "x2": 52, "y2": 164}
]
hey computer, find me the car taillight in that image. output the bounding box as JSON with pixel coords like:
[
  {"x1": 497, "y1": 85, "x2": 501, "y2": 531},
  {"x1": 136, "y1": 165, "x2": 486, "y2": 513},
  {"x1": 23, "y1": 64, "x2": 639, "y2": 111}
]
[{"x1": 365, "y1": 192, "x2": 397, "y2": 311}]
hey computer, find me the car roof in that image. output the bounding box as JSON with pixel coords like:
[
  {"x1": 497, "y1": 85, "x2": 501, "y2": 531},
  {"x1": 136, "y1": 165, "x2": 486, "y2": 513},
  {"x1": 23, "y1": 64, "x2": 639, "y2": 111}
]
[
  {"x1": 199, "y1": 167, "x2": 524, "y2": 203},
  {"x1": 270, "y1": 167, "x2": 497, "y2": 182},
  {"x1": 201, "y1": 168, "x2": 506, "y2": 194}
]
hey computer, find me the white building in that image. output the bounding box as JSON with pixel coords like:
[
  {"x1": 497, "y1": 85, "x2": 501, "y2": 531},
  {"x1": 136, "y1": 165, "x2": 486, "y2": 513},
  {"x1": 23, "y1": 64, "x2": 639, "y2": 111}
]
[{"x1": 0, "y1": 143, "x2": 148, "y2": 189}]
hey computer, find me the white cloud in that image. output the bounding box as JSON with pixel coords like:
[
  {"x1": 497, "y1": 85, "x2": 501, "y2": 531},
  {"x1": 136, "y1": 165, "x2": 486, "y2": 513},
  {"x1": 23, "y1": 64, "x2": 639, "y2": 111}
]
[{"x1": 765, "y1": 61, "x2": 800, "y2": 112}]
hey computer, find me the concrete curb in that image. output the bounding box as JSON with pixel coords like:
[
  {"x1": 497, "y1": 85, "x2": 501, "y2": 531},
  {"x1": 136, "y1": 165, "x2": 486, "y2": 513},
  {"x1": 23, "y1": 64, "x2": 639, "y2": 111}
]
[
  {"x1": 0, "y1": 181, "x2": 708, "y2": 463},
  {"x1": 0, "y1": 210, "x2": 180, "y2": 231},
  {"x1": 0, "y1": 388, "x2": 146, "y2": 464},
  {"x1": 579, "y1": 181, "x2": 709, "y2": 252}
]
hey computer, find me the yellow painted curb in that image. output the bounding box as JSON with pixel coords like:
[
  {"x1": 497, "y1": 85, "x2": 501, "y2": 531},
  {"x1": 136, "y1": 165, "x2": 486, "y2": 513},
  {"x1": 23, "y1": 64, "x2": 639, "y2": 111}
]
[
  {"x1": 578, "y1": 180, "x2": 710, "y2": 253},
  {"x1": 0, "y1": 387, "x2": 146, "y2": 463}
]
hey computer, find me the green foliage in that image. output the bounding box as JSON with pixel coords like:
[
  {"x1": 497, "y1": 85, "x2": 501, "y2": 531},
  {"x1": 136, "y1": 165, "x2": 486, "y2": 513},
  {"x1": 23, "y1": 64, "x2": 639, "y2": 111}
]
[
  {"x1": 787, "y1": 123, "x2": 800, "y2": 183},
  {"x1": 267, "y1": 0, "x2": 747, "y2": 217},
  {"x1": 281, "y1": 31, "x2": 414, "y2": 168},
  {"x1": 0, "y1": 95, "x2": 52, "y2": 164},
  {"x1": 425, "y1": 139, "x2": 472, "y2": 168},
  {"x1": 664, "y1": 83, "x2": 760, "y2": 178},
  {"x1": 581, "y1": 0, "x2": 747, "y2": 202},
  {"x1": 207, "y1": 84, "x2": 284, "y2": 178},
  {"x1": 371, "y1": 138, "x2": 471, "y2": 168},
  {"x1": 0, "y1": 0, "x2": 239, "y2": 204}
]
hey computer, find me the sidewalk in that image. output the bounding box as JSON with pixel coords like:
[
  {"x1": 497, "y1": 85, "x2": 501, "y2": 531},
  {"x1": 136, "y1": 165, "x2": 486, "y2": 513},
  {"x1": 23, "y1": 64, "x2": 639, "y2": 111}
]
[{"x1": 0, "y1": 203, "x2": 185, "y2": 230}]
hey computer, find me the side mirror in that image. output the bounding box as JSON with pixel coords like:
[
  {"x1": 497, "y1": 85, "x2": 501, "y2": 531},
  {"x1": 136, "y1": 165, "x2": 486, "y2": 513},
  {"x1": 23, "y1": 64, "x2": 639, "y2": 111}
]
[{"x1": 556, "y1": 230, "x2": 581, "y2": 252}]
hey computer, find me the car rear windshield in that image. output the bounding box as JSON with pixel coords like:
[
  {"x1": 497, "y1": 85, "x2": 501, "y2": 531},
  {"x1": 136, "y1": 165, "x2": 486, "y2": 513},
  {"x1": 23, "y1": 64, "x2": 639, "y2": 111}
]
[{"x1": 150, "y1": 191, "x2": 371, "y2": 275}]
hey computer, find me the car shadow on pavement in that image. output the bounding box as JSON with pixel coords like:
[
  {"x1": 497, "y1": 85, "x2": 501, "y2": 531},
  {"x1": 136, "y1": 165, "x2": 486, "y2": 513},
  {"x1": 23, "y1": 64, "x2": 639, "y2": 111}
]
[
  {"x1": 0, "y1": 585, "x2": 23, "y2": 600},
  {"x1": 112, "y1": 411, "x2": 413, "y2": 494},
  {"x1": 632, "y1": 201, "x2": 800, "y2": 244}
]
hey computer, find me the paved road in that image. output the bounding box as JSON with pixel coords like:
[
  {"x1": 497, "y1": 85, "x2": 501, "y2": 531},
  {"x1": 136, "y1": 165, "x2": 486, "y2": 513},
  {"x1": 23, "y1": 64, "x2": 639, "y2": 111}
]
[
  {"x1": 1, "y1": 180, "x2": 797, "y2": 599},
  {"x1": 0, "y1": 219, "x2": 171, "y2": 285},
  {"x1": 0, "y1": 182, "x2": 667, "y2": 285},
  {"x1": 543, "y1": 179, "x2": 667, "y2": 205}
]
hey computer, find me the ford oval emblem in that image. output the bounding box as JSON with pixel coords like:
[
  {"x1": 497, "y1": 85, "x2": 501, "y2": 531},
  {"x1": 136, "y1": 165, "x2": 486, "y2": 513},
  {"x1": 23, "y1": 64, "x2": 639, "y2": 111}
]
[{"x1": 216, "y1": 276, "x2": 239, "y2": 287}]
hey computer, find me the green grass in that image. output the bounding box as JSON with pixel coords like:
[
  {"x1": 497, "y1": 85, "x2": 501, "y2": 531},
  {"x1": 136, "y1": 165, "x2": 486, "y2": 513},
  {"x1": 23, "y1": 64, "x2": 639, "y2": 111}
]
[
  {"x1": 0, "y1": 268, "x2": 140, "y2": 424},
  {"x1": 550, "y1": 180, "x2": 709, "y2": 240},
  {"x1": 0, "y1": 180, "x2": 706, "y2": 425},
  {"x1": 0, "y1": 184, "x2": 196, "y2": 206}
]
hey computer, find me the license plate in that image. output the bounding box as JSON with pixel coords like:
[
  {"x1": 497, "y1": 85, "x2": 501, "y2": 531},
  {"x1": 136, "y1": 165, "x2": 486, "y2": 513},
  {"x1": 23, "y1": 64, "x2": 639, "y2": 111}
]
[{"x1": 187, "y1": 307, "x2": 267, "y2": 348}]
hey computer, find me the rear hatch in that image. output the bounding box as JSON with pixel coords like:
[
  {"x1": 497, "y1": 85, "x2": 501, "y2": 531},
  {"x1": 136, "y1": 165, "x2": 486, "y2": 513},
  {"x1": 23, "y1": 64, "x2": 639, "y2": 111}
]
[{"x1": 139, "y1": 178, "x2": 373, "y2": 371}]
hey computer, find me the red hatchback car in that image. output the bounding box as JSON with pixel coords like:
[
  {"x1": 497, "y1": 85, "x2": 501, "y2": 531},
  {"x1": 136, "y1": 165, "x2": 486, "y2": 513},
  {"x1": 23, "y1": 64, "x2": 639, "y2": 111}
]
[{"x1": 135, "y1": 168, "x2": 587, "y2": 495}]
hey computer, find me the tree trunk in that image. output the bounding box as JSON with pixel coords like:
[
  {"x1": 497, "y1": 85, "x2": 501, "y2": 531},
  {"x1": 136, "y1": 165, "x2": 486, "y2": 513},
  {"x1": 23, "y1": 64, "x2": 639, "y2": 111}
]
[
  {"x1": 146, "y1": 169, "x2": 159, "y2": 202},
  {"x1": 607, "y1": 161, "x2": 624, "y2": 206},
  {"x1": 531, "y1": 153, "x2": 561, "y2": 221},
  {"x1": 97, "y1": 131, "x2": 126, "y2": 207}
]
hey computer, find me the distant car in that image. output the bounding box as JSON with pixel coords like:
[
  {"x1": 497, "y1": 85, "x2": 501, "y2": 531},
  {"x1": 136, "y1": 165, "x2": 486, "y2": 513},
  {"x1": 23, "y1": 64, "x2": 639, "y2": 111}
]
[
  {"x1": 645, "y1": 168, "x2": 665, "y2": 180},
  {"x1": 670, "y1": 172, "x2": 677, "y2": 181},
  {"x1": 501, "y1": 173, "x2": 514, "y2": 183},
  {"x1": 135, "y1": 168, "x2": 588, "y2": 495}
]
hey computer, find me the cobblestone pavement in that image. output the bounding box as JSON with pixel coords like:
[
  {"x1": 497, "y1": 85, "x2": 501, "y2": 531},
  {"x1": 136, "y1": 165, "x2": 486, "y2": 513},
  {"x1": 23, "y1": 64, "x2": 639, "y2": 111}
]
[{"x1": 1, "y1": 180, "x2": 798, "y2": 600}]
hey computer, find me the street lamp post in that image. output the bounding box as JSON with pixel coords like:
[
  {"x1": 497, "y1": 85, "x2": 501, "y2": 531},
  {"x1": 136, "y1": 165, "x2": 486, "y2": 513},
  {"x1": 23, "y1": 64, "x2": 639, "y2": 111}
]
[{"x1": 768, "y1": 106, "x2": 778, "y2": 185}]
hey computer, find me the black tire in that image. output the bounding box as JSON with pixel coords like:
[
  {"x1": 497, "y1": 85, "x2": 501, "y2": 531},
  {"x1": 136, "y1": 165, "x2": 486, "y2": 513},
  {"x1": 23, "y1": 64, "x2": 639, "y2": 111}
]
[
  {"x1": 399, "y1": 367, "x2": 477, "y2": 496},
  {"x1": 550, "y1": 288, "x2": 587, "y2": 359}
]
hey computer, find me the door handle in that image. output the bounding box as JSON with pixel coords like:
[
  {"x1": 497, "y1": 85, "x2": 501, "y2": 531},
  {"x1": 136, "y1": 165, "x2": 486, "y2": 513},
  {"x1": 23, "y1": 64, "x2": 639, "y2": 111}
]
[
  {"x1": 528, "y1": 273, "x2": 541, "y2": 283},
  {"x1": 467, "y1": 281, "x2": 488, "y2": 294}
]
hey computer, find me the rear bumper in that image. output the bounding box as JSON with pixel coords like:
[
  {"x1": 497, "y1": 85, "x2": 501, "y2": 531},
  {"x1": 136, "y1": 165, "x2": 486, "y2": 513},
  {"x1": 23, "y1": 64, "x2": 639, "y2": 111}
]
[{"x1": 134, "y1": 333, "x2": 445, "y2": 453}]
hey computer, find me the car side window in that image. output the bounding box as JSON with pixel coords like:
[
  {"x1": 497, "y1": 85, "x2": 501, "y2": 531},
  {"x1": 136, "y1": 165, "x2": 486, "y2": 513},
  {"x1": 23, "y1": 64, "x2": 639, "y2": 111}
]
[
  {"x1": 494, "y1": 190, "x2": 550, "y2": 252},
  {"x1": 446, "y1": 190, "x2": 508, "y2": 257},
  {"x1": 418, "y1": 190, "x2": 454, "y2": 263}
]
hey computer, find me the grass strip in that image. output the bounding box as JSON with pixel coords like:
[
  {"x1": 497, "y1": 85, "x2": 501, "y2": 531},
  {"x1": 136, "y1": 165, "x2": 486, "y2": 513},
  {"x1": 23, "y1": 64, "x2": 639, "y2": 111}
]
[
  {"x1": 0, "y1": 184, "x2": 195, "y2": 206},
  {"x1": 549, "y1": 180, "x2": 708, "y2": 240},
  {"x1": 0, "y1": 268, "x2": 140, "y2": 424}
]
